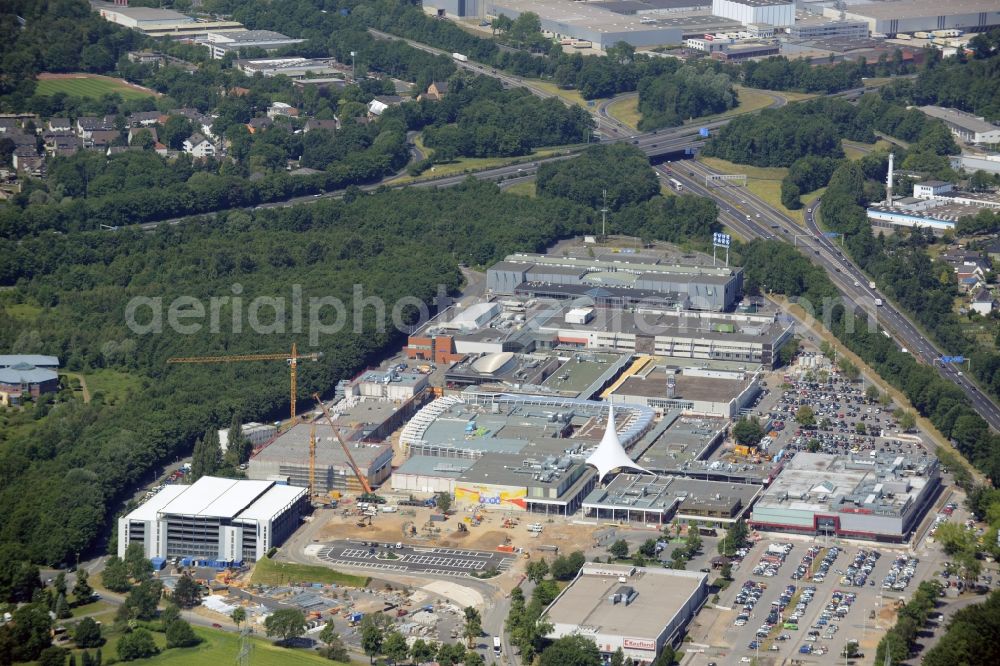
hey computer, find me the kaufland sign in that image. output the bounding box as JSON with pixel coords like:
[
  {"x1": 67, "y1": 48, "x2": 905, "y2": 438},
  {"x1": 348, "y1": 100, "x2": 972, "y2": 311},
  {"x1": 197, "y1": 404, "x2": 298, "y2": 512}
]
[{"x1": 624, "y1": 638, "x2": 656, "y2": 651}]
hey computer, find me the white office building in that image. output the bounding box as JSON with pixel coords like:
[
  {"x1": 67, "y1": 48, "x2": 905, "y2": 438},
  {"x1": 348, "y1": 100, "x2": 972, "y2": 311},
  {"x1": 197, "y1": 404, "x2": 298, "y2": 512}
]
[{"x1": 117, "y1": 477, "x2": 307, "y2": 563}]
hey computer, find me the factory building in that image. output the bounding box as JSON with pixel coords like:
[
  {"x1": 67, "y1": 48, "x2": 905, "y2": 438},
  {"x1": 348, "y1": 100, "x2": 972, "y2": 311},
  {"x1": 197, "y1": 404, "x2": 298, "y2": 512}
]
[
  {"x1": 248, "y1": 421, "x2": 393, "y2": 494},
  {"x1": 91, "y1": 2, "x2": 244, "y2": 37},
  {"x1": 544, "y1": 563, "x2": 708, "y2": 664},
  {"x1": 827, "y1": 0, "x2": 1000, "y2": 37},
  {"x1": 483, "y1": 0, "x2": 744, "y2": 50},
  {"x1": 117, "y1": 476, "x2": 307, "y2": 563},
  {"x1": 711, "y1": 0, "x2": 794, "y2": 28},
  {"x1": 787, "y1": 17, "x2": 870, "y2": 40},
  {"x1": 487, "y1": 253, "x2": 743, "y2": 311},
  {"x1": 0, "y1": 355, "x2": 60, "y2": 406},
  {"x1": 750, "y1": 452, "x2": 941, "y2": 543},
  {"x1": 952, "y1": 153, "x2": 1000, "y2": 175},
  {"x1": 919, "y1": 106, "x2": 1000, "y2": 146},
  {"x1": 204, "y1": 31, "x2": 305, "y2": 59}
]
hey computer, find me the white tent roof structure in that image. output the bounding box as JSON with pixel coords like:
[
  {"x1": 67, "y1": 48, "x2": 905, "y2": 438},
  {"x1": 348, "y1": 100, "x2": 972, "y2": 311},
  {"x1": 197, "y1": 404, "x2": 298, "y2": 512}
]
[{"x1": 585, "y1": 404, "x2": 652, "y2": 482}]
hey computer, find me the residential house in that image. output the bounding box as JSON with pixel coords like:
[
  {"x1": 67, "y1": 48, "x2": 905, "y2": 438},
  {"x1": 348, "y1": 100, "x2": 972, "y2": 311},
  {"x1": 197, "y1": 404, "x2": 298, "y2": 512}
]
[
  {"x1": 128, "y1": 126, "x2": 158, "y2": 145},
  {"x1": 88, "y1": 130, "x2": 121, "y2": 149},
  {"x1": 183, "y1": 132, "x2": 216, "y2": 158},
  {"x1": 367, "y1": 95, "x2": 403, "y2": 118},
  {"x1": 420, "y1": 80, "x2": 449, "y2": 102},
  {"x1": 129, "y1": 111, "x2": 161, "y2": 127},
  {"x1": 972, "y1": 288, "x2": 995, "y2": 316},
  {"x1": 267, "y1": 102, "x2": 299, "y2": 119},
  {"x1": 48, "y1": 118, "x2": 72, "y2": 133},
  {"x1": 303, "y1": 118, "x2": 338, "y2": 133},
  {"x1": 982, "y1": 237, "x2": 1000, "y2": 265},
  {"x1": 76, "y1": 116, "x2": 111, "y2": 139},
  {"x1": 128, "y1": 50, "x2": 167, "y2": 66},
  {"x1": 154, "y1": 141, "x2": 168, "y2": 156},
  {"x1": 12, "y1": 147, "x2": 44, "y2": 175},
  {"x1": 169, "y1": 108, "x2": 214, "y2": 138},
  {"x1": 5, "y1": 131, "x2": 37, "y2": 149},
  {"x1": 247, "y1": 117, "x2": 273, "y2": 134},
  {"x1": 45, "y1": 135, "x2": 82, "y2": 157},
  {"x1": 0, "y1": 118, "x2": 18, "y2": 133}
]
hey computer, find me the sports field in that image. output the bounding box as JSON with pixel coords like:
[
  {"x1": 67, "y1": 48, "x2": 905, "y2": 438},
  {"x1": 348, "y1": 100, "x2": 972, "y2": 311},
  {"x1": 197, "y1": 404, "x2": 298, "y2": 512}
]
[{"x1": 35, "y1": 73, "x2": 158, "y2": 100}]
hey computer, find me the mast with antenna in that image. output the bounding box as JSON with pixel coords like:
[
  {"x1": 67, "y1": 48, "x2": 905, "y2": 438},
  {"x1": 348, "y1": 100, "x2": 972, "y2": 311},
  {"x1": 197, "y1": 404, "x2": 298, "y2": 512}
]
[{"x1": 601, "y1": 188, "x2": 609, "y2": 238}]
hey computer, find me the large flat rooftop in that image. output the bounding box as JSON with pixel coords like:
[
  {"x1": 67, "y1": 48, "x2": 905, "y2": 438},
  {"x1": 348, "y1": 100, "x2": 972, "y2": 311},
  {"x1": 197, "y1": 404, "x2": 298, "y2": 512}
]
[
  {"x1": 488, "y1": 0, "x2": 742, "y2": 34},
  {"x1": 613, "y1": 368, "x2": 747, "y2": 402},
  {"x1": 755, "y1": 452, "x2": 938, "y2": 517},
  {"x1": 545, "y1": 563, "x2": 706, "y2": 638},
  {"x1": 633, "y1": 413, "x2": 728, "y2": 468},
  {"x1": 843, "y1": 0, "x2": 1000, "y2": 20},
  {"x1": 253, "y1": 421, "x2": 391, "y2": 468},
  {"x1": 583, "y1": 473, "x2": 761, "y2": 515}
]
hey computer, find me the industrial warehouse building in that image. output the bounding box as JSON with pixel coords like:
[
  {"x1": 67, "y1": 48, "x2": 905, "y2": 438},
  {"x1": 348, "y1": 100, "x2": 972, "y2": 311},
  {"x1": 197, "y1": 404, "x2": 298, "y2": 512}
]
[
  {"x1": 117, "y1": 476, "x2": 307, "y2": 563},
  {"x1": 487, "y1": 253, "x2": 743, "y2": 311},
  {"x1": 544, "y1": 563, "x2": 708, "y2": 664},
  {"x1": 828, "y1": 0, "x2": 1000, "y2": 36},
  {"x1": 750, "y1": 452, "x2": 941, "y2": 543},
  {"x1": 919, "y1": 106, "x2": 1000, "y2": 146},
  {"x1": 711, "y1": 0, "x2": 793, "y2": 28}
]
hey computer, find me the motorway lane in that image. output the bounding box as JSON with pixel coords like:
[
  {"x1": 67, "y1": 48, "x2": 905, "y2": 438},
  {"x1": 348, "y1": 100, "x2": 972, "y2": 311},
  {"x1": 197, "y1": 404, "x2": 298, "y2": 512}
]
[
  {"x1": 675, "y1": 156, "x2": 1000, "y2": 432},
  {"x1": 802, "y1": 198, "x2": 1000, "y2": 431}
]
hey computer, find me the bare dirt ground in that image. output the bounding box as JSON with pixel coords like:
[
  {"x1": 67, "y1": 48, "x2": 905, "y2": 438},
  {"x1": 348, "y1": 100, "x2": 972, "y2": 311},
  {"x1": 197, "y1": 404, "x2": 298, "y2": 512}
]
[{"x1": 315, "y1": 504, "x2": 602, "y2": 576}]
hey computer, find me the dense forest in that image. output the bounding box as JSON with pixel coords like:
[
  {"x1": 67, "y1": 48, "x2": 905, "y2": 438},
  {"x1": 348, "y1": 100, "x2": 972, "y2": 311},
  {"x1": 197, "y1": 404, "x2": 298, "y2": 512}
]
[
  {"x1": 913, "y1": 30, "x2": 1000, "y2": 121},
  {"x1": 0, "y1": 181, "x2": 594, "y2": 565},
  {"x1": 637, "y1": 64, "x2": 736, "y2": 131},
  {"x1": 535, "y1": 144, "x2": 719, "y2": 245}
]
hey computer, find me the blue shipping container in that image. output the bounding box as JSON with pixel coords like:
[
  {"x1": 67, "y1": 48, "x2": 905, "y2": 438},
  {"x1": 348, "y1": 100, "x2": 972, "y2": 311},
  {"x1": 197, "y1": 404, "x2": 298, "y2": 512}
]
[
  {"x1": 699, "y1": 127, "x2": 710, "y2": 137},
  {"x1": 150, "y1": 557, "x2": 166, "y2": 571}
]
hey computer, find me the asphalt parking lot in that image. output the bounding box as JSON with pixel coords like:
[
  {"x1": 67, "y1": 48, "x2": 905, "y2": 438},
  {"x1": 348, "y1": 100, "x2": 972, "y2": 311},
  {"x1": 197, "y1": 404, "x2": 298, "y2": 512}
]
[
  {"x1": 317, "y1": 540, "x2": 516, "y2": 578},
  {"x1": 688, "y1": 534, "x2": 945, "y2": 665},
  {"x1": 751, "y1": 362, "x2": 928, "y2": 460}
]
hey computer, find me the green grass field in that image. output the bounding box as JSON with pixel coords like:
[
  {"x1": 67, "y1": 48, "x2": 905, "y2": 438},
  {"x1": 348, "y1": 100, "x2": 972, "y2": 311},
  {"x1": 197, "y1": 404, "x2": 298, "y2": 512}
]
[
  {"x1": 135, "y1": 626, "x2": 353, "y2": 666},
  {"x1": 82, "y1": 369, "x2": 145, "y2": 405},
  {"x1": 249, "y1": 558, "x2": 370, "y2": 588},
  {"x1": 35, "y1": 75, "x2": 156, "y2": 101},
  {"x1": 604, "y1": 85, "x2": 815, "y2": 132},
  {"x1": 698, "y1": 155, "x2": 809, "y2": 226},
  {"x1": 504, "y1": 181, "x2": 536, "y2": 197},
  {"x1": 1, "y1": 302, "x2": 42, "y2": 321},
  {"x1": 390, "y1": 133, "x2": 571, "y2": 185}
]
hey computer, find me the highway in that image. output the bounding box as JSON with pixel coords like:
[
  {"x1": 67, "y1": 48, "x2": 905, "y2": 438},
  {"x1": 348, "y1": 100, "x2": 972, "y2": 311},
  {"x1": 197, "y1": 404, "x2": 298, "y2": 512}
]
[{"x1": 664, "y1": 158, "x2": 1000, "y2": 432}]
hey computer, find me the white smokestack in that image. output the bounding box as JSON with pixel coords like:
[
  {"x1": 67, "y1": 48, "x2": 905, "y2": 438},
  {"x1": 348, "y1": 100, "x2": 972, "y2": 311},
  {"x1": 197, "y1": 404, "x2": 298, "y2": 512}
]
[{"x1": 886, "y1": 152, "x2": 895, "y2": 205}]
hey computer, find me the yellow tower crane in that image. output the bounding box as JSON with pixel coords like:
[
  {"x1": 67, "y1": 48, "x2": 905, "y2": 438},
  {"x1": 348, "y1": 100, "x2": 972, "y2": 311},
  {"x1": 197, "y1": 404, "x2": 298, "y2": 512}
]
[{"x1": 166, "y1": 343, "x2": 322, "y2": 423}]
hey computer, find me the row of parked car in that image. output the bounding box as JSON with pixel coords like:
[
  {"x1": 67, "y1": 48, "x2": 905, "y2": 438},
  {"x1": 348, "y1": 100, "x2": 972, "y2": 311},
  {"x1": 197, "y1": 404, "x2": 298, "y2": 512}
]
[
  {"x1": 838, "y1": 547, "x2": 881, "y2": 587},
  {"x1": 791, "y1": 545, "x2": 837, "y2": 582},
  {"x1": 733, "y1": 580, "x2": 766, "y2": 625},
  {"x1": 883, "y1": 554, "x2": 919, "y2": 591},
  {"x1": 751, "y1": 543, "x2": 793, "y2": 577}
]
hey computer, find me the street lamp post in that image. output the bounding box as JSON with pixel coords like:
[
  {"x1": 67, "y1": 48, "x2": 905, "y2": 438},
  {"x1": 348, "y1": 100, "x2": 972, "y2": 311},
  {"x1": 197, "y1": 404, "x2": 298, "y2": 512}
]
[{"x1": 350, "y1": 51, "x2": 356, "y2": 81}]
